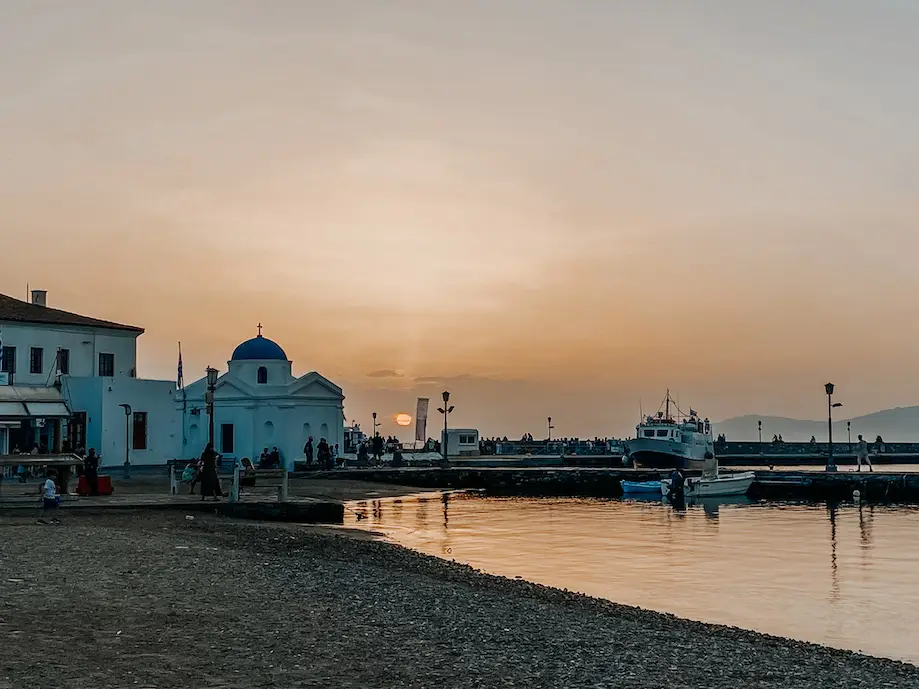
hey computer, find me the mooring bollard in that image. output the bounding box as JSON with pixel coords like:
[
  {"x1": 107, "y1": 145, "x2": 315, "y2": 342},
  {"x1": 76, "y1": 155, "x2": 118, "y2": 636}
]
[
  {"x1": 230, "y1": 463, "x2": 240, "y2": 503},
  {"x1": 280, "y1": 469, "x2": 289, "y2": 502},
  {"x1": 169, "y1": 464, "x2": 177, "y2": 495}
]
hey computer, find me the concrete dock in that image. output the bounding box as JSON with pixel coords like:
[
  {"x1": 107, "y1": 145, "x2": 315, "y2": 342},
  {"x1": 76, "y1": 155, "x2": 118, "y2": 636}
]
[{"x1": 324, "y1": 466, "x2": 919, "y2": 503}]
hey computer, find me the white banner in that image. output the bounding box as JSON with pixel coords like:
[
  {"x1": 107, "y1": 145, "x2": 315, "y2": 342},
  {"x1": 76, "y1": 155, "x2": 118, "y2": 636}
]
[{"x1": 415, "y1": 398, "x2": 429, "y2": 442}]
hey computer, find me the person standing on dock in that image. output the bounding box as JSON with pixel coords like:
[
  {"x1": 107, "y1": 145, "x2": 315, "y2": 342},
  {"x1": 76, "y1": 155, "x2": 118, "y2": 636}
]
[
  {"x1": 856, "y1": 435, "x2": 873, "y2": 472},
  {"x1": 199, "y1": 443, "x2": 221, "y2": 501},
  {"x1": 83, "y1": 448, "x2": 100, "y2": 497},
  {"x1": 304, "y1": 437, "x2": 314, "y2": 468}
]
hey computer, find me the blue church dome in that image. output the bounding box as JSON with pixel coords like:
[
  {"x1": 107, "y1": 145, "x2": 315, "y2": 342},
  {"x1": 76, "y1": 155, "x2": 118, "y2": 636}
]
[{"x1": 231, "y1": 333, "x2": 287, "y2": 361}]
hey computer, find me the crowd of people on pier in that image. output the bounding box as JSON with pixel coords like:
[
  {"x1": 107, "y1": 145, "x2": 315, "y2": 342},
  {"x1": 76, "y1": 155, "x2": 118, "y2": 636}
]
[{"x1": 478, "y1": 435, "x2": 620, "y2": 456}]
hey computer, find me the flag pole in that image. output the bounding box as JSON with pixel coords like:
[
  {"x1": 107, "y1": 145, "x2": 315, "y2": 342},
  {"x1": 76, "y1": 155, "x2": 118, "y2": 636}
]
[{"x1": 178, "y1": 342, "x2": 187, "y2": 452}]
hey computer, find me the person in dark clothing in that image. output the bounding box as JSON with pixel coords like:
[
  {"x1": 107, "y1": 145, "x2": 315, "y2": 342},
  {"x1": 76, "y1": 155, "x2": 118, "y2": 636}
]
[
  {"x1": 317, "y1": 438, "x2": 331, "y2": 471},
  {"x1": 357, "y1": 442, "x2": 369, "y2": 467},
  {"x1": 83, "y1": 448, "x2": 100, "y2": 497},
  {"x1": 199, "y1": 443, "x2": 221, "y2": 501},
  {"x1": 667, "y1": 467, "x2": 685, "y2": 501},
  {"x1": 371, "y1": 434, "x2": 384, "y2": 464},
  {"x1": 269, "y1": 447, "x2": 281, "y2": 470},
  {"x1": 304, "y1": 437, "x2": 314, "y2": 467}
]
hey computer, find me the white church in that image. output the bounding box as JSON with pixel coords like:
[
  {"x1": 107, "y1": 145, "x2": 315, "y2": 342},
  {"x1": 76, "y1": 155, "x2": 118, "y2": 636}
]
[{"x1": 178, "y1": 328, "x2": 345, "y2": 469}]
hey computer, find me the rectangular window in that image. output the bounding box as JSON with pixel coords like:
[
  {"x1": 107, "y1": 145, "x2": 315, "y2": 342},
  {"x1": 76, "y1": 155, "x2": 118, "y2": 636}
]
[
  {"x1": 132, "y1": 412, "x2": 148, "y2": 450},
  {"x1": 58, "y1": 349, "x2": 70, "y2": 375},
  {"x1": 30, "y1": 347, "x2": 43, "y2": 374},
  {"x1": 656, "y1": 429, "x2": 669, "y2": 437},
  {"x1": 643, "y1": 430, "x2": 655, "y2": 438},
  {"x1": 220, "y1": 423, "x2": 234, "y2": 454},
  {"x1": 98, "y1": 353, "x2": 114, "y2": 377},
  {"x1": 1, "y1": 346, "x2": 15, "y2": 374}
]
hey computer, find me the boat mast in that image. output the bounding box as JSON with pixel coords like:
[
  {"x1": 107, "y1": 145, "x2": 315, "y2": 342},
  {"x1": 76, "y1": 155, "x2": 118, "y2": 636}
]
[{"x1": 665, "y1": 389, "x2": 670, "y2": 421}]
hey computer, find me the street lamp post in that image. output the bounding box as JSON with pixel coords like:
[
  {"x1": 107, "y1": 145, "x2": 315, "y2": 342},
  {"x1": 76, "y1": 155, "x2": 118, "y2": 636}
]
[
  {"x1": 206, "y1": 367, "x2": 218, "y2": 449},
  {"x1": 758, "y1": 420, "x2": 762, "y2": 445},
  {"x1": 372, "y1": 412, "x2": 380, "y2": 437},
  {"x1": 119, "y1": 403, "x2": 132, "y2": 480},
  {"x1": 436, "y1": 390, "x2": 454, "y2": 469},
  {"x1": 825, "y1": 383, "x2": 843, "y2": 472},
  {"x1": 847, "y1": 421, "x2": 852, "y2": 451},
  {"x1": 548, "y1": 416, "x2": 554, "y2": 442}
]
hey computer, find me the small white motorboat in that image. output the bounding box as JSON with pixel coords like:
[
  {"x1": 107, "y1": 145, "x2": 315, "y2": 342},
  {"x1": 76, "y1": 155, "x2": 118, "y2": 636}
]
[
  {"x1": 663, "y1": 471, "x2": 756, "y2": 498},
  {"x1": 661, "y1": 454, "x2": 756, "y2": 498},
  {"x1": 621, "y1": 480, "x2": 662, "y2": 494}
]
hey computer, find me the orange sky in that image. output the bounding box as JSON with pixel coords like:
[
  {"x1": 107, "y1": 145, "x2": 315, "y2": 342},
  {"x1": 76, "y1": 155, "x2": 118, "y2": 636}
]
[{"x1": 2, "y1": 1, "x2": 918, "y2": 438}]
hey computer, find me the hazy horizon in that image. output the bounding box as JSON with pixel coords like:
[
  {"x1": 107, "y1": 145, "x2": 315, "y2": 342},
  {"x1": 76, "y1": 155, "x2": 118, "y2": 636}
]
[{"x1": 2, "y1": 1, "x2": 918, "y2": 438}]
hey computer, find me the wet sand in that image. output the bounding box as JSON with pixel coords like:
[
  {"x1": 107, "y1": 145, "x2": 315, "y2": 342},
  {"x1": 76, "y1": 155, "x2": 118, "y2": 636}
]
[{"x1": 0, "y1": 511, "x2": 916, "y2": 688}]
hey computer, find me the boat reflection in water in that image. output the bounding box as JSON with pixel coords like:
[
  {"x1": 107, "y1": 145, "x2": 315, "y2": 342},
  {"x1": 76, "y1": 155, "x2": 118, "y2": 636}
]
[
  {"x1": 622, "y1": 493, "x2": 753, "y2": 518},
  {"x1": 345, "y1": 492, "x2": 918, "y2": 664}
]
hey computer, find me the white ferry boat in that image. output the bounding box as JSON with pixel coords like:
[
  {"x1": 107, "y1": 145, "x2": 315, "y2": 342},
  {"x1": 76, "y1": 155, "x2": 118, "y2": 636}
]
[{"x1": 626, "y1": 391, "x2": 715, "y2": 470}]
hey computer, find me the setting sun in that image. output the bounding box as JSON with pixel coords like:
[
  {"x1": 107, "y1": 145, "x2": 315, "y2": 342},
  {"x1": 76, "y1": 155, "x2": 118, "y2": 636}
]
[{"x1": 395, "y1": 413, "x2": 413, "y2": 427}]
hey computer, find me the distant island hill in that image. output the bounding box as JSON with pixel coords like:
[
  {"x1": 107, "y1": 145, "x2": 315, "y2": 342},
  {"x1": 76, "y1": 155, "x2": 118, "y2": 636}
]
[{"x1": 714, "y1": 406, "x2": 919, "y2": 443}]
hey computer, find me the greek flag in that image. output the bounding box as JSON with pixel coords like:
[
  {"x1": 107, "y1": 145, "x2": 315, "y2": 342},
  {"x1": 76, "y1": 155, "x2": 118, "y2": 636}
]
[{"x1": 177, "y1": 342, "x2": 184, "y2": 389}]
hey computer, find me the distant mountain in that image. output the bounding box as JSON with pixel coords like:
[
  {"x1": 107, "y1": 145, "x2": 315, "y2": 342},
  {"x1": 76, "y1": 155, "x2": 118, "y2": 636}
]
[{"x1": 714, "y1": 406, "x2": 919, "y2": 442}]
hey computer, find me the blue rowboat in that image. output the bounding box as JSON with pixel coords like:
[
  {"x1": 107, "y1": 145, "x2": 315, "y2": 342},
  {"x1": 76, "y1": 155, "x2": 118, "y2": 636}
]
[{"x1": 621, "y1": 480, "x2": 662, "y2": 494}]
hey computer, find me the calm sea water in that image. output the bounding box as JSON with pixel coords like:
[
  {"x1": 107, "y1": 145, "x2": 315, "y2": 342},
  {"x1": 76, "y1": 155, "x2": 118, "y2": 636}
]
[{"x1": 345, "y1": 493, "x2": 919, "y2": 664}]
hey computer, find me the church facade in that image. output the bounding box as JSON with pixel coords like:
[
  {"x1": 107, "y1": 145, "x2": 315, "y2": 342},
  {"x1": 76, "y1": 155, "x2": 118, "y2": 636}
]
[{"x1": 178, "y1": 331, "x2": 344, "y2": 469}]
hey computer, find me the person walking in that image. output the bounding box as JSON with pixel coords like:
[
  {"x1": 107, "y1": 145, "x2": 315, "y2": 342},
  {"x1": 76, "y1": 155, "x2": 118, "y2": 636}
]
[
  {"x1": 856, "y1": 434, "x2": 873, "y2": 472},
  {"x1": 199, "y1": 443, "x2": 221, "y2": 501},
  {"x1": 39, "y1": 470, "x2": 60, "y2": 524}
]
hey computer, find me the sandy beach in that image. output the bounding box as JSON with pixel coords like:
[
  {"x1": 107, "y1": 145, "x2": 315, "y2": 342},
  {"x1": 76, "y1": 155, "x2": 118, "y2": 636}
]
[{"x1": 0, "y1": 510, "x2": 916, "y2": 689}]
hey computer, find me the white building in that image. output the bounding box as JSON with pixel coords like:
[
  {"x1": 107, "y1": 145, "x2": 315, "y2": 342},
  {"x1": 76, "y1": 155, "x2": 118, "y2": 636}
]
[
  {"x1": 0, "y1": 290, "x2": 179, "y2": 467},
  {"x1": 441, "y1": 428, "x2": 480, "y2": 457},
  {"x1": 178, "y1": 330, "x2": 344, "y2": 470}
]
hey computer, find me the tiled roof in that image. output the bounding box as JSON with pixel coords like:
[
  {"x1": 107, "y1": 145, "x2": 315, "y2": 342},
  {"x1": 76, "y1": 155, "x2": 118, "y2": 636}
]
[{"x1": 0, "y1": 293, "x2": 143, "y2": 334}]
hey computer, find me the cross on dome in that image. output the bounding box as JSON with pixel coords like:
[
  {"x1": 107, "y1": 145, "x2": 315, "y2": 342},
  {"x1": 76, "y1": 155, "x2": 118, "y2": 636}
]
[{"x1": 257, "y1": 323, "x2": 262, "y2": 337}]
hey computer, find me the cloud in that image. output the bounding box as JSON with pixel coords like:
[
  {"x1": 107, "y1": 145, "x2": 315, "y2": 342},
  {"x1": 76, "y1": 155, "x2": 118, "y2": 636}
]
[{"x1": 366, "y1": 369, "x2": 404, "y2": 379}]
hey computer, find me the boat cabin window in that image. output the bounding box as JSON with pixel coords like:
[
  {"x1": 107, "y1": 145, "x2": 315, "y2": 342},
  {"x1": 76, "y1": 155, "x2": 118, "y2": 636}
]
[
  {"x1": 656, "y1": 429, "x2": 669, "y2": 437},
  {"x1": 643, "y1": 430, "x2": 655, "y2": 438}
]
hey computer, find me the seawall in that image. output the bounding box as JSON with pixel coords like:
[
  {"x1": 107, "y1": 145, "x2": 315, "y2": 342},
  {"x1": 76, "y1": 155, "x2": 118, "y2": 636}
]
[{"x1": 327, "y1": 467, "x2": 919, "y2": 503}]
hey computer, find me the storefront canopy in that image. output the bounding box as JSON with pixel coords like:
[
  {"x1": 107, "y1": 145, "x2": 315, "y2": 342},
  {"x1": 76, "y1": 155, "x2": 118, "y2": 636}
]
[
  {"x1": 24, "y1": 402, "x2": 71, "y2": 418},
  {"x1": 0, "y1": 402, "x2": 28, "y2": 418},
  {"x1": 0, "y1": 386, "x2": 71, "y2": 419}
]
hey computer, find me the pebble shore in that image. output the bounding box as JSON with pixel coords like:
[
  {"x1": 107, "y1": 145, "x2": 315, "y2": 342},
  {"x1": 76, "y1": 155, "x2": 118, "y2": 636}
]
[{"x1": 1, "y1": 511, "x2": 917, "y2": 688}]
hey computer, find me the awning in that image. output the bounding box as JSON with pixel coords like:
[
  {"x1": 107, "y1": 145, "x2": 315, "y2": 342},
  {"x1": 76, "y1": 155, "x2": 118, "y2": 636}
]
[
  {"x1": 0, "y1": 402, "x2": 28, "y2": 418},
  {"x1": 24, "y1": 402, "x2": 71, "y2": 418}
]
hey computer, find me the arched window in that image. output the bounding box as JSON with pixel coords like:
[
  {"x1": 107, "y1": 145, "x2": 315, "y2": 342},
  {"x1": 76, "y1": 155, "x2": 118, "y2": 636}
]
[{"x1": 257, "y1": 366, "x2": 268, "y2": 384}]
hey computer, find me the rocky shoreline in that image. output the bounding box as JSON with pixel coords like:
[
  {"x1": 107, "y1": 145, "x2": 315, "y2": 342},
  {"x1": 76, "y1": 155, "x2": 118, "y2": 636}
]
[{"x1": 1, "y1": 511, "x2": 916, "y2": 688}]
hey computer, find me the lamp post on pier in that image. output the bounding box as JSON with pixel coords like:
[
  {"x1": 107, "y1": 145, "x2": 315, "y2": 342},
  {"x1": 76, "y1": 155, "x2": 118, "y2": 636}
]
[
  {"x1": 372, "y1": 412, "x2": 380, "y2": 437},
  {"x1": 847, "y1": 421, "x2": 852, "y2": 451},
  {"x1": 548, "y1": 416, "x2": 554, "y2": 442},
  {"x1": 825, "y1": 383, "x2": 843, "y2": 472},
  {"x1": 119, "y1": 403, "x2": 132, "y2": 480},
  {"x1": 758, "y1": 420, "x2": 762, "y2": 445},
  {"x1": 206, "y1": 367, "x2": 218, "y2": 450},
  {"x1": 437, "y1": 390, "x2": 454, "y2": 469}
]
